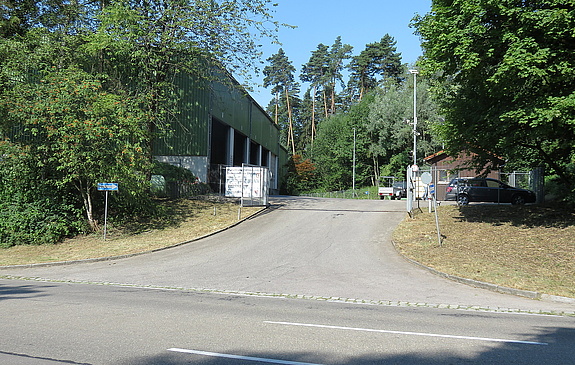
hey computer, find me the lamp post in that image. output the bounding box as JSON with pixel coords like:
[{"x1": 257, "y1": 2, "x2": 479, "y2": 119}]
[
  {"x1": 352, "y1": 127, "x2": 356, "y2": 196},
  {"x1": 409, "y1": 69, "x2": 418, "y2": 167},
  {"x1": 408, "y1": 69, "x2": 419, "y2": 209}
]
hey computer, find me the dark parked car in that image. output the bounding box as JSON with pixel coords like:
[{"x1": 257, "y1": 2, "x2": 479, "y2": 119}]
[
  {"x1": 445, "y1": 177, "x2": 536, "y2": 205},
  {"x1": 392, "y1": 181, "x2": 407, "y2": 199}
]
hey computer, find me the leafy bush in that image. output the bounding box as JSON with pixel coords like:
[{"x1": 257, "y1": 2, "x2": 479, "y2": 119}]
[
  {"x1": 545, "y1": 168, "x2": 575, "y2": 206},
  {"x1": 0, "y1": 199, "x2": 84, "y2": 248},
  {"x1": 0, "y1": 141, "x2": 87, "y2": 246},
  {"x1": 151, "y1": 160, "x2": 211, "y2": 198},
  {"x1": 152, "y1": 160, "x2": 197, "y2": 182},
  {"x1": 285, "y1": 154, "x2": 318, "y2": 195}
]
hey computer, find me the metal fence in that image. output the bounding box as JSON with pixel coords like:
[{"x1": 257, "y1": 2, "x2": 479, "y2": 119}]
[{"x1": 302, "y1": 189, "x2": 379, "y2": 200}]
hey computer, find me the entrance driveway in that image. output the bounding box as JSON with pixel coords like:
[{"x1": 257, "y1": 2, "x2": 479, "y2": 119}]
[{"x1": 2, "y1": 196, "x2": 573, "y2": 313}]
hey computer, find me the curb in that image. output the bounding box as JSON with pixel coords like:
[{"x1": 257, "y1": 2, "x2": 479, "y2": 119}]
[
  {"x1": 391, "y1": 240, "x2": 575, "y2": 305},
  {"x1": 1, "y1": 276, "x2": 573, "y2": 316},
  {"x1": 0, "y1": 205, "x2": 268, "y2": 270}
]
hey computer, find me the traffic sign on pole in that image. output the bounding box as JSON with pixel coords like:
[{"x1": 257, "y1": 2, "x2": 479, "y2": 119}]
[{"x1": 97, "y1": 183, "x2": 119, "y2": 191}]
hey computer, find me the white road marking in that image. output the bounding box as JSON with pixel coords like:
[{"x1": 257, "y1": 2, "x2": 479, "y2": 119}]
[
  {"x1": 264, "y1": 321, "x2": 548, "y2": 346},
  {"x1": 167, "y1": 348, "x2": 324, "y2": 365}
]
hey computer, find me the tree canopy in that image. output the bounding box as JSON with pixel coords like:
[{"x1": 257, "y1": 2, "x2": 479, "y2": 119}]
[
  {"x1": 348, "y1": 34, "x2": 403, "y2": 100},
  {"x1": 0, "y1": 0, "x2": 282, "y2": 244},
  {"x1": 413, "y1": 0, "x2": 575, "y2": 194},
  {"x1": 262, "y1": 33, "x2": 443, "y2": 193}
]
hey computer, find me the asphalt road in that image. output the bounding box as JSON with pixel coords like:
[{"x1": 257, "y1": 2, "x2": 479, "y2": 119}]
[{"x1": 1, "y1": 196, "x2": 574, "y2": 364}]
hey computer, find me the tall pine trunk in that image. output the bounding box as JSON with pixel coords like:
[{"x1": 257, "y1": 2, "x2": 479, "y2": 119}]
[
  {"x1": 311, "y1": 85, "x2": 316, "y2": 144},
  {"x1": 322, "y1": 89, "x2": 329, "y2": 118},
  {"x1": 285, "y1": 88, "x2": 295, "y2": 155},
  {"x1": 274, "y1": 90, "x2": 279, "y2": 124}
]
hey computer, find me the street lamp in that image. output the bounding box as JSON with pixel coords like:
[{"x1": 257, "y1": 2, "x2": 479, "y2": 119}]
[
  {"x1": 409, "y1": 69, "x2": 418, "y2": 167},
  {"x1": 352, "y1": 127, "x2": 356, "y2": 196}
]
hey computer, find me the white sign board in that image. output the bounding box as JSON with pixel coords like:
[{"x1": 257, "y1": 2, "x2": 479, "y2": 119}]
[{"x1": 225, "y1": 166, "x2": 269, "y2": 206}]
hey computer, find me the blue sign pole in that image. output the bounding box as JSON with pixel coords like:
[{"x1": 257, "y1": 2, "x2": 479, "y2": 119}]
[{"x1": 103, "y1": 191, "x2": 109, "y2": 240}]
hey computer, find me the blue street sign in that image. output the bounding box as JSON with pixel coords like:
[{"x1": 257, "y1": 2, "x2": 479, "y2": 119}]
[
  {"x1": 429, "y1": 183, "x2": 435, "y2": 195},
  {"x1": 97, "y1": 183, "x2": 119, "y2": 191}
]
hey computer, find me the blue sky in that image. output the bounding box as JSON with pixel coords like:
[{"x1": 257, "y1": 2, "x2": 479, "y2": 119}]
[{"x1": 249, "y1": 0, "x2": 432, "y2": 108}]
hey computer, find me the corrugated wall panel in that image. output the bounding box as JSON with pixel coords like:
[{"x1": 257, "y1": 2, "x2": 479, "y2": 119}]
[
  {"x1": 211, "y1": 77, "x2": 250, "y2": 133},
  {"x1": 153, "y1": 73, "x2": 210, "y2": 156},
  {"x1": 250, "y1": 105, "x2": 279, "y2": 152}
]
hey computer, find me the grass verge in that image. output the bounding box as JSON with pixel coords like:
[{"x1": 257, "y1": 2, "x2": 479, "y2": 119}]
[
  {"x1": 393, "y1": 203, "x2": 575, "y2": 299},
  {"x1": 0, "y1": 198, "x2": 262, "y2": 266}
]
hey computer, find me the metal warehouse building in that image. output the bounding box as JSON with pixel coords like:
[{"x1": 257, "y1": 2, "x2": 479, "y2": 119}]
[{"x1": 153, "y1": 70, "x2": 288, "y2": 194}]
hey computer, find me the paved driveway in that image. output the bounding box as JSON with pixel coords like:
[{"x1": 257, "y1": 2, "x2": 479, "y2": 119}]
[{"x1": 2, "y1": 196, "x2": 573, "y2": 314}]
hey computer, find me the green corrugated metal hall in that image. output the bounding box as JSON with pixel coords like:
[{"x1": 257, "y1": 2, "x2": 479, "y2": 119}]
[{"x1": 153, "y1": 70, "x2": 287, "y2": 194}]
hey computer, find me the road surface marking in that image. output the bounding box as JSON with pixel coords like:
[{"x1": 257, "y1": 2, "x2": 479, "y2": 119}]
[
  {"x1": 264, "y1": 321, "x2": 548, "y2": 346},
  {"x1": 167, "y1": 348, "x2": 324, "y2": 365}
]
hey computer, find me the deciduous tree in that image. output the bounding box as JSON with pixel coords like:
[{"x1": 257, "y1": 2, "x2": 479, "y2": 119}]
[
  {"x1": 413, "y1": 0, "x2": 575, "y2": 194},
  {"x1": 3, "y1": 67, "x2": 150, "y2": 230}
]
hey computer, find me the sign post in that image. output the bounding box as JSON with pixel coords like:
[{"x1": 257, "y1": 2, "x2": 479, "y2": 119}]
[
  {"x1": 97, "y1": 183, "x2": 118, "y2": 240},
  {"x1": 428, "y1": 183, "x2": 435, "y2": 213}
]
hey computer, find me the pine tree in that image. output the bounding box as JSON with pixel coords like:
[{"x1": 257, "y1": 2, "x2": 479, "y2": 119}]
[
  {"x1": 301, "y1": 43, "x2": 330, "y2": 142},
  {"x1": 325, "y1": 36, "x2": 353, "y2": 115},
  {"x1": 263, "y1": 48, "x2": 299, "y2": 154},
  {"x1": 349, "y1": 34, "x2": 403, "y2": 101}
]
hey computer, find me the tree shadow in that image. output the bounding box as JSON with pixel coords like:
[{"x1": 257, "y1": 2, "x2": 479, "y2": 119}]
[
  {"x1": 118, "y1": 197, "x2": 240, "y2": 234},
  {"x1": 0, "y1": 281, "x2": 51, "y2": 301},
  {"x1": 120, "y1": 326, "x2": 575, "y2": 364},
  {"x1": 454, "y1": 204, "x2": 575, "y2": 229}
]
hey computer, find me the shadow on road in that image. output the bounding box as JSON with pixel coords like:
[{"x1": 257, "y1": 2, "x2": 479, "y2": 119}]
[
  {"x1": 0, "y1": 282, "x2": 52, "y2": 301},
  {"x1": 122, "y1": 326, "x2": 575, "y2": 365}
]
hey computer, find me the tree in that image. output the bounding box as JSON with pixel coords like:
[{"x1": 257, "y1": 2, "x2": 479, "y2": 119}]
[
  {"x1": 301, "y1": 43, "x2": 330, "y2": 142},
  {"x1": 285, "y1": 154, "x2": 318, "y2": 194},
  {"x1": 297, "y1": 89, "x2": 314, "y2": 152},
  {"x1": 325, "y1": 36, "x2": 353, "y2": 115},
  {"x1": 263, "y1": 48, "x2": 299, "y2": 154},
  {"x1": 86, "y1": 0, "x2": 283, "y2": 161},
  {"x1": 413, "y1": 0, "x2": 575, "y2": 195},
  {"x1": 311, "y1": 97, "x2": 372, "y2": 191},
  {"x1": 3, "y1": 67, "x2": 150, "y2": 230},
  {"x1": 0, "y1": 0, "x2": 284, "y2": 243},
  {"x1": 349, "y1": 34, "x2": 403, "y2": 101},
  {"x1": 367, "y1": 76, "x2": 441, "y2": 180}
]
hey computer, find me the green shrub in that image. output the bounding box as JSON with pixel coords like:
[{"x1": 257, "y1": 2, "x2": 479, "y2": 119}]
[
  {"x1": 0, "y1": 199, "x2": 85, "y2": 247},
  {"x1": 152, "y1": 160, "x2": 197, "y2": 182},
  {"x1": 150, "y1": 160, "x2": 211, "y2": 198},
  {"x1": 0, "y1": 141, "x2": 86, "y2": 246}
]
